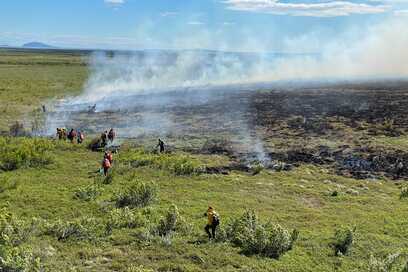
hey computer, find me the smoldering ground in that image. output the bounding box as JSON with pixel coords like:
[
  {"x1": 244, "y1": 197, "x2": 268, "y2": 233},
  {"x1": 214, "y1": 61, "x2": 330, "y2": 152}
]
[{"x1": 42, "y1": 16, "x2": 408, "y2": 168}]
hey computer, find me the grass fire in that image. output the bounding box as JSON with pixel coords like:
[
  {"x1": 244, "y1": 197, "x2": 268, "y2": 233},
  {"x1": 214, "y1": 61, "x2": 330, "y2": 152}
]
[{"x1": 1, "y1": 2, "x2": 408, "y2": 270}]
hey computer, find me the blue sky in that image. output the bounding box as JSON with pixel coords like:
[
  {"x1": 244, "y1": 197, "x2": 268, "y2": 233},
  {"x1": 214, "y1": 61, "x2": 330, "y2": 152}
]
[{"x1": 0, "y1": 0, "x2": 407, "y2": 52}]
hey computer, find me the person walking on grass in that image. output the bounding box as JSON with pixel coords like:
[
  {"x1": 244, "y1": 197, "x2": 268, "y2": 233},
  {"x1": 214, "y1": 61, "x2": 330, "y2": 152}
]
[
  {"x1": 104, "y1": 151, "x2": 113, "y2": 165},
  {"x1": 204, "y1": 206, "x2": 220, "y2": 240},
  {"x1": 108, "y1": 128, "x2": 116, "y2": 143},
  {"x1": 67, "y1": 129, "x2": 77, "y2": 143},
  {"x1": 157, "y1": 138, "x2": 165, "y2": 153},
  {"x1": 77, "y1": 130, "x2": 84, "y2": 144},
  {"x1": 101, "y1": 131, "x2": 108, "y2": 147},
  {"x1": 102, "y1": 156, "x2": 111, "y2": 176}
]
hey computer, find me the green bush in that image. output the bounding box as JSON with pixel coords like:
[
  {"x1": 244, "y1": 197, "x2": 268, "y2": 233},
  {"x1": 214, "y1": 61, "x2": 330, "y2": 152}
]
[
  {"x1": 331, "y1": 190, "x2": 339, "y2": 197},
  {"x1": 0, "y1": 209, "x2": 35, "y2": 247},
  {"x1": 114, "y1": 181, "x2": 158, "y2": 208},
  {"x1": 0, "y1": 245, "x2": 41, "y2": 272},
  {"x1": 155, "y1": 204, "x2": 189, "y2": 237},
  {"x1": 403, "y1": 261, "x2": 408, "y2": 272},
  {"x1": 225, "y1": 210, "x2": 298, "y2": 259},
  {"x1": 0, "y1": 209, "x2": 41, "y2": 271},
  {"x1": 400, "y1": 187, "x2": 408, "y2": 199},
  {"x1": 0, "y1": 137, "x2": 54, "y2": 171},
  {"x1": 45, "y1": 217, "x2": 104, "y2": 242},
  {"x1": 106, "y1": 207, "x2": 146, "y2": 231},
  {"x1": 332, "y1": 226, "x2": 355, "y2": 256},
  {"x1": 156, "y1": 205, "x2": 178, "y2": 236},
  {"x1": 368, "y1": 253, "x2": 402, "y2": 272},
  {"x1": 73, "y1": 184, "x2": 103, "y2": 201},
  {"x1": 251, "y1": 163, "x2": 264, "y2": 176},
  {"x1": 120, "y1": 149, "x2": 202, "y2": 175}
]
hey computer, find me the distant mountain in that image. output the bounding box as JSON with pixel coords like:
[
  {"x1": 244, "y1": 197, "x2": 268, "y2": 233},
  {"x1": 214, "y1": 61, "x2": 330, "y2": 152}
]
[{"x1": 22, "y1": 42, "x2": 56, "y2": 49}]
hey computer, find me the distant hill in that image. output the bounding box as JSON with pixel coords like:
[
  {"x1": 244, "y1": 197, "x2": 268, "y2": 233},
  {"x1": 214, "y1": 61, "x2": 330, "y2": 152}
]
[{"x1": 22, "y1": 42, "x2": 56, "y2": 49}]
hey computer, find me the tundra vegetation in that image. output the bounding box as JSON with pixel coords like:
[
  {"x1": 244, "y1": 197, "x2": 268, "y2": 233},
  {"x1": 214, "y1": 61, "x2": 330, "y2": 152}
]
[{"x1": 0, "y1": 48, "x2": 408, "y2": 271}]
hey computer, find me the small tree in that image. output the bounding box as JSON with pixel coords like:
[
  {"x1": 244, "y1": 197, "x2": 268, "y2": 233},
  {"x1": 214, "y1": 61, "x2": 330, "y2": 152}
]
[{"x1": 332, "y1": 226, "x2": 355, "y2": 256}]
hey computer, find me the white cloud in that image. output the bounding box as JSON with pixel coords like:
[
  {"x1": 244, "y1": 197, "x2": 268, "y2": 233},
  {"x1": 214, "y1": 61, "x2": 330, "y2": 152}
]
[
  {"x1": 104, "y1": 0, "x2": 125, "y2": 6},
  {"x1": 394, "y1": 9, "x2": 408, "y2": 15},
  {"x1": 161, "y1": 11, "x2": 179, "y2": 17},
  {"x1": 187, "y1": 21, "x2": 205, "y2": 25},
  {"x1": 223, "y1": 0, "x2": 390, "y2": 17}
]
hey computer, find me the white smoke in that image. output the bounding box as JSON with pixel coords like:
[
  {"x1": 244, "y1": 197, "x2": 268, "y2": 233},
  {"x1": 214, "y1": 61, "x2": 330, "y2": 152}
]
[
  {"x1": 72, "y1": 16, "x2": 408, "y2": 107},
  {"x1": 43, "y1": 15, "x2": 408, "y2": 158}
]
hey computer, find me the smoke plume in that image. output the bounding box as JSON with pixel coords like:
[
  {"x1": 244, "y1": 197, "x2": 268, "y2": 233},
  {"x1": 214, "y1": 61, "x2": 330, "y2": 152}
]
[{"x1": 43, "y1": 15, "x2": 408, "y2": 162}]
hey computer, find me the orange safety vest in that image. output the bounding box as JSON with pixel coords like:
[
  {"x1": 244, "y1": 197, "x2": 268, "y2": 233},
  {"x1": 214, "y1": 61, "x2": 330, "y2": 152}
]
[
  {"x1": 107, "y1": 153, "x2": 113, "y2": 163},
  {"x1": 103, "y1": 158, "x2": 111, "y2": 168}
]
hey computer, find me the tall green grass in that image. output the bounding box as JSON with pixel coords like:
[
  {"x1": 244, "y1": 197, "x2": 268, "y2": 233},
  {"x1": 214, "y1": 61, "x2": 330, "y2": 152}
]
[{"x1": 120, "y1": 149, "x2": 203, "y2": 175}]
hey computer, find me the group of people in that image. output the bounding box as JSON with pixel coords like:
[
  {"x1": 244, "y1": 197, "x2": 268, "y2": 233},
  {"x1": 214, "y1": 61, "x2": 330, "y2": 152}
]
[
  {"x1": 96, "y1": 129, "x2": 217, "y2": 239},
  {"x1": 56, "y1": 128, "x2": 84, "y2": 144},
  {"x1": 100, "y1": 128, "x2": 116, "y2": 147}
]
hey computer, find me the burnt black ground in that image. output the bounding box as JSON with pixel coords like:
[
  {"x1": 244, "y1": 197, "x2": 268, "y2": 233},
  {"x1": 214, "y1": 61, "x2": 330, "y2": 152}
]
[{"x1": 48, "y1": 80, "x2": 408, "y2": 179}]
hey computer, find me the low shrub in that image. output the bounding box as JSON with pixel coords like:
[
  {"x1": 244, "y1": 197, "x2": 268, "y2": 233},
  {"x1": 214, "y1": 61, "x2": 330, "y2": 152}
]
[
  {"x1": 225, "y1": 210, "x2": 298, "y2": 259},
  {"x1": 120, "y1": 149, "x2": 202, "y2": 175},
  {"x1": 156, "y1": 205, "x2": 179, "y2": 236},
  {"x1": 368, "y1": 253, "x2": 405, "y2": 272},
  {"x1": 106, "y1": 207, "x2": 146, "y2": 232},
  {"x1": 251, "y1": 163, "x2": 264, "y2": 175},
  {"x1": 0, "y1": 245, "x2": 41, "y2": 272},
  {"x1": 332, "y1": 226, "x2": 355, "y2": 256},
  {"x1": 73, "y1": 184, "x2": 103, "y2": 201},
  {"x1": 114, "y1": 181, "x2": 158, "y2": 208},
  {"x1": 154, "y1": 204, "x2": 191, "y2": 237},
  {"x1": 403, "y1": 261, "x2": 408, "y2": 272},
  {"x1": 400, "y1": 187, "x2": 408, "y2": 199},
  {"x1": 331, "y1": 190, "x2": 339, "y2": 197},
  {"x1": 45, "y1": 217, "x2": 104, "y2": 242},
  {"x1": 170, "y1": 157, "x2": 201, "y2": 175},
  {"x1": 133, "y1": 227, "x2": 154, "y2": 244},
  {"x1": 0, "y1": 209, "x2": 41, "y2": 271},
  {"x1": 0, "y1": 137, "x2": 54, "y2": 171},
  {"x1": 0, "y1": 209, "x2": 35, "y2": 247}
]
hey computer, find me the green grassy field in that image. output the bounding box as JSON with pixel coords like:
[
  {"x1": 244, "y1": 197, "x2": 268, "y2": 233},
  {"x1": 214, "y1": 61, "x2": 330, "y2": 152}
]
[
  {"x1": 1, "y1": 49, "x2": 408, "y2": 272},
  {"x1": 0, "y1": 49, "x2": 88, "y2": 131}
]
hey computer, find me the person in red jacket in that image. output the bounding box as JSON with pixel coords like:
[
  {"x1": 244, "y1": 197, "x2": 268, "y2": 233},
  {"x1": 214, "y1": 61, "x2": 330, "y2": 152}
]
[
  {"x1": 102, "y1": 157, "x2": 111, "y2": 176},
  {"x1": 67, "y1": 129, "x2": 77, "y2": 143},
  {"x1": 104, "y1": 151, "x2": 113, "y2": 164}
]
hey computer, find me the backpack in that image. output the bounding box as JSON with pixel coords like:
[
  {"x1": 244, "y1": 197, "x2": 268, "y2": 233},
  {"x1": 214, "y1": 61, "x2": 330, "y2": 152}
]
[{"x1": 212, "y1": 213, "x2": 220, "y2": 226}]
